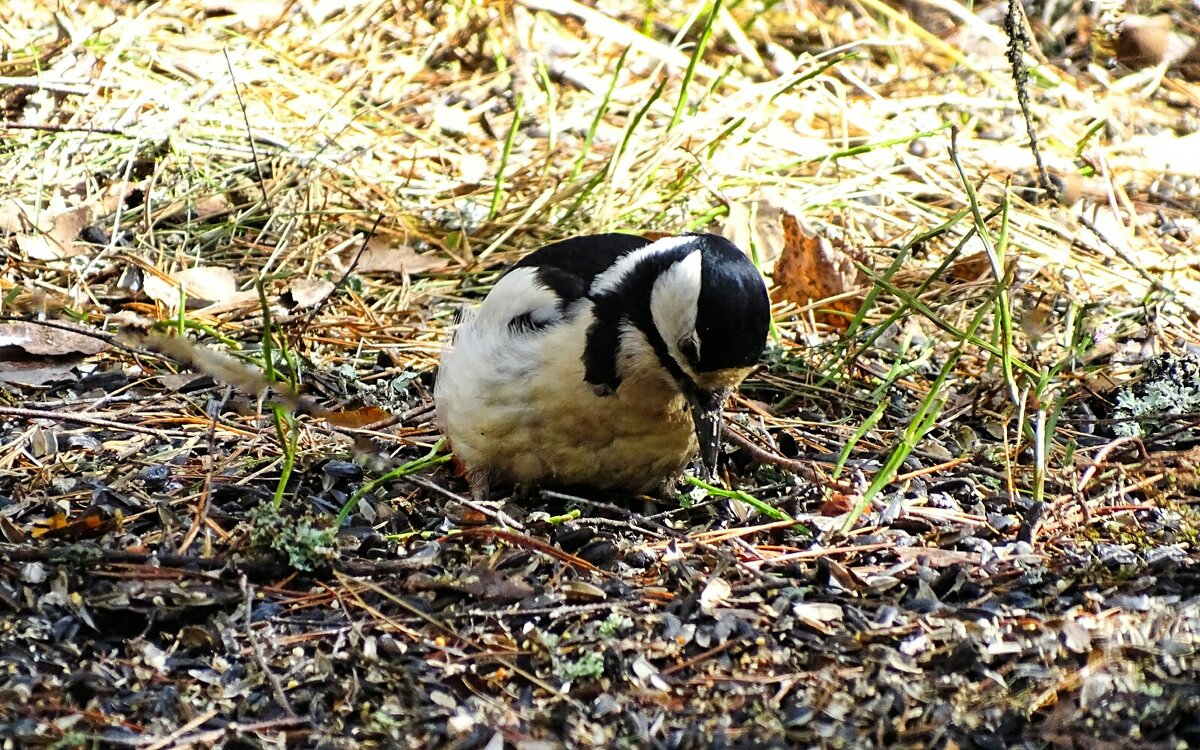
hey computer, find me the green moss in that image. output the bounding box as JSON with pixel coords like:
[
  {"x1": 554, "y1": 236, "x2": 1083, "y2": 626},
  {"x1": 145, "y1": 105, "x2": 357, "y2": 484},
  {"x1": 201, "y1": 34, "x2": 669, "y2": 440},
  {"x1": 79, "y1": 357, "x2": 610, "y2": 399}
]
[
  {"x1": 558, "y1": 650, "x2": 605, "y2": 682},
  {"x1": 248, "y1": 501, "x2": 338, "y2": 572}
]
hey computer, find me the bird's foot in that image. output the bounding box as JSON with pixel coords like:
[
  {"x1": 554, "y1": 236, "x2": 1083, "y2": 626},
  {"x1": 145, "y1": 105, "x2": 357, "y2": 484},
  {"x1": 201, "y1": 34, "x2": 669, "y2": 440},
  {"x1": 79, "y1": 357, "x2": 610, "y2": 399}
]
[{"x1": 468, "y1": 473, "x2": 491, "y2": 503}]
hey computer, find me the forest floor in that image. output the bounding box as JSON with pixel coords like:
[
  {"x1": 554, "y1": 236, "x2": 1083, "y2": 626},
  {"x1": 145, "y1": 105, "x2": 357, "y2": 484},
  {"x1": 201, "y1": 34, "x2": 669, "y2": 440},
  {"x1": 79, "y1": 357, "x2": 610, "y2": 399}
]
[{"x1": 3, "y1": 0, "x2": 1200, "y2": 747}]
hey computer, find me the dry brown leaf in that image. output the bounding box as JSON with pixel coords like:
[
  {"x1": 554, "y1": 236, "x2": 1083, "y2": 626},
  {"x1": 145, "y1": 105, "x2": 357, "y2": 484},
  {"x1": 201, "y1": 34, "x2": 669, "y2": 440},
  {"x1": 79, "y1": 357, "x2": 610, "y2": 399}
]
[
  {"x1": 1117, "y1": 15, "x2": 1192, "y2": 69},
  {"x1": 721, "y1": 199, "x2": 785, "y2": 270},
  {"x1": 14, "y1": 205, "x2": 91, "y2": 260},
  {"x1": 192, "y1": 194, "x2": 232, "y2": 221},
  {"x1": 324, "y1": 405, "x2": 393, "y2": 428},
  {"x1": 0, "y1": 321, "x2": 109, "y2": 356},
  {"x1": 31, "y1": 507, "x2": 122, "y2": 541},
  {"x1": 819, "y1": 493, "x2": 855, "y2": 516},
  {"x1": 350, "y1": 238, "x2": 450, "y2": 275},
  {"x1": 0, "y1": 199, "x2": 35, "y2": 234},
  {"x1": 1180, "y1": 40, "x2": 1200, "y2": 81},
  {"x1": 771, "y1": 212, "x2": 863, "y2": 329},
  {"x1": 142, "y1": 266, "x2": 239, "y2": 310},
  {"x1": 949, "y1": 251, "x2": 991, "y2": 282},
  {"x1": 283, "y1": 278, "x2": 336, "y2": 309}
]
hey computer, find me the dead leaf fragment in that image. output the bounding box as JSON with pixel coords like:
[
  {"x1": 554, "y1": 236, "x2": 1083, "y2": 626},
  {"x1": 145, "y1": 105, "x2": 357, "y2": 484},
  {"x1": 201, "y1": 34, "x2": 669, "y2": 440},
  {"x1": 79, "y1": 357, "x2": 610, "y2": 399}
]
[
  {"x1": 949, "y1": 251, "x2": 992, "y2": 283},
  {"x1": 349, "y1": 238, "x2": 450, "y2": 276},
  {"x1": 771, "y1": 212, "x2": 863, "y2": 329},
  {"x1": 283, "y1": 278, "x2": 336, "y2": 309},
  {"x1": 142, "y1": 266, "x2": 239, "y2": 310},
  {"x1": 192, "y1": 194, "x2": 232, "y2": 221},
  {"x1": 792, "y1": 602, "x2": 843, "y2": 634},
  {"x1": 0, "y1": 321, "x2": 108, "y2": 356},
  {"x1": 561, "y1": 580, "x2": 608, "y2": 601},
  {"x1": 720, "y1": 199, "x2": 785, "y2": 270},
  {"x1": 14, "y1": 206, "x2": 91, "y2": 260},
  {"x1": 1117, "y1": 15, "x2": 1192, "y2": 69},
  {"x1": 699, "y1": 577, "x2": 731, "y2": 613},
  {"x1": 31, "y1": 506, "x2": 122, "y2": 540},
  {"x1": 324, "y1": 405, "x2": 393, "y2": 428}
]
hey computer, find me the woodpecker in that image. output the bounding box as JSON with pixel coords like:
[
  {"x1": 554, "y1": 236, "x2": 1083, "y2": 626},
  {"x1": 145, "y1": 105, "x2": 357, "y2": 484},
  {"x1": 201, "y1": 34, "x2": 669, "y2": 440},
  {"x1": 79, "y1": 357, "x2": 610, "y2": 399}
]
[{"x1": 435, "y1": 232, "x2": 770, "y2": 500}]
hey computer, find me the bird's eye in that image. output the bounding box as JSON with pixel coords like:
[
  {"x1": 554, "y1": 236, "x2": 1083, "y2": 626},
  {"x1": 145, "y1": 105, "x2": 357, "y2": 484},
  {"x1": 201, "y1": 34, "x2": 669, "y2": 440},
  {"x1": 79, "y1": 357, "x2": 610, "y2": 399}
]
[{"x1": 678, "y1": 337, "x2": 700, "y2": 366}]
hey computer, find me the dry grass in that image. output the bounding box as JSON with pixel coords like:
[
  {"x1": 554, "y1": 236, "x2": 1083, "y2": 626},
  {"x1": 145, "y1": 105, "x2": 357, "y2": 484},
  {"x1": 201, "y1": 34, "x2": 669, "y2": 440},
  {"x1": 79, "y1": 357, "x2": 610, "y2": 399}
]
[{"x1": 3, "y1": 0, "x2": 1200, "y2": 746}]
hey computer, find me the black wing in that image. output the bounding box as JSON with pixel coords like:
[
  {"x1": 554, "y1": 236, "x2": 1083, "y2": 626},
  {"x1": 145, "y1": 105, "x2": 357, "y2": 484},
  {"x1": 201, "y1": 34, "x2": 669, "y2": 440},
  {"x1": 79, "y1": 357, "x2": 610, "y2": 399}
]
[
  {"x1": 508, "y1": 232, "x2": 663, "y2": 395},
  {"x1": 508, "y1": 233, "x2": 654, "y2": 305}
]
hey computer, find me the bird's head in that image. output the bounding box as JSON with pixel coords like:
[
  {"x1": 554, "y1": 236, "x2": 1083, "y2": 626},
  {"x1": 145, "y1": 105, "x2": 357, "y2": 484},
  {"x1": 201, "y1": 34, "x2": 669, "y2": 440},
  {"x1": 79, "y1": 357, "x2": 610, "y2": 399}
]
[{"x1": 586, "y1": 233, "x2": 771, "y2": 477}]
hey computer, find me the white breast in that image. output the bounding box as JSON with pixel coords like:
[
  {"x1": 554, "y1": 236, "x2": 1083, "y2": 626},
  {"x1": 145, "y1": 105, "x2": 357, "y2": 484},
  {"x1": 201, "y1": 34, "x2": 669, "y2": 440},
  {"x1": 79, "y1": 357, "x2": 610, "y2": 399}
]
[{"x1": 435, "y1": 270, "x2": 696, "y2": 493}]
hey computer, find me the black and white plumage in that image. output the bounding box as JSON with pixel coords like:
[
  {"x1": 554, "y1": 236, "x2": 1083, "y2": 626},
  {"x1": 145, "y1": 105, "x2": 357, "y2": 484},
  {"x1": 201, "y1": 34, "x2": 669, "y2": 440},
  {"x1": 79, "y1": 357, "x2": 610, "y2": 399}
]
[{"x1": 435, "y1": 232, "x2": 770, "y2": 499}]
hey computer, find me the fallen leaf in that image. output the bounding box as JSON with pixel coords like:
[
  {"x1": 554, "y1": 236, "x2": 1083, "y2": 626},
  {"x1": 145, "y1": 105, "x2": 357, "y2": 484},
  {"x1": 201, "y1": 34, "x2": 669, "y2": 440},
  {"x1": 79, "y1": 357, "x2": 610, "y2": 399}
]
[
  {"x1": 0, "y1": 361, "x2": 84, "y2": 386},
  {"x1": 699, "y1": 577, "x2": 731, "y2": 613},
  {"x1": 142, "y1": 266, "x2": 239, "y2": 310},
  {"x1": 720, "y1": 199, "x2": 785, "y2": 270},
  {"x1": 324, "y1": 405, "x2": 392, "y2": 428},
  {"x1": 0, "y1": 199, "x2": 34, "y2": 234},
  {"x1": 949, "y1": 251, "x2": 991, "y2": 282},
  {"x1": 14, "y1": 205, "x2": 91, "y2": 260},
  {"x1": 31, "y1": 506, "x2": 122, "y2": 540},
  {"x1": 771, "y1": 212, "x2": 863, "y2": 329},
  {"x1": 561, "y1": 580, "x2": 608, "y2": 601},
  {"x1": 1117, "y1": 15, "x2": 1192, "y2": 69},
  {"x1": 192, "y1": 194, "x2": 232, "y2": 220},
  {"x1": 28, "y1": 426, "x2": 58, "y2": 458},
  {"x1": 349, "y1": 238, "x2": 450, "y2": 276},
  {"x1": 819, "y1": 493, "x2": 855, "y2": 516},
  {"x1": 282, "y1": 278, "x2": 336, "y2": 309},
  {"x1": 0, "y1": 321, "x2": 108, "y2": 356},
  {"x1": 0, "y1": 515, "x2": 25, "y2": 543},
  {"x1": 792, "y1": 602, "x2": 843, "y2": 634}
]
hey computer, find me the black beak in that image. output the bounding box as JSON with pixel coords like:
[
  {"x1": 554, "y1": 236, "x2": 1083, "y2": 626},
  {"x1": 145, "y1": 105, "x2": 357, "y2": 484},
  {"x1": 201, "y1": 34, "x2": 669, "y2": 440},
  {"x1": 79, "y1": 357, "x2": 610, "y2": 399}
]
[{"x1": 687, "y1": 388, "x2": 726, "y2": 478}]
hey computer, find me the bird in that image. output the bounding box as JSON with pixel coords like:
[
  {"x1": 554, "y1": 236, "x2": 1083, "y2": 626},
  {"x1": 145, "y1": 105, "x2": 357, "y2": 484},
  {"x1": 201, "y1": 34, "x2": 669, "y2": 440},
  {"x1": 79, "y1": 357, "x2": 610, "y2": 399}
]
[{"x1": 434, "y1": 232, "x2": 770, "y2": 500}]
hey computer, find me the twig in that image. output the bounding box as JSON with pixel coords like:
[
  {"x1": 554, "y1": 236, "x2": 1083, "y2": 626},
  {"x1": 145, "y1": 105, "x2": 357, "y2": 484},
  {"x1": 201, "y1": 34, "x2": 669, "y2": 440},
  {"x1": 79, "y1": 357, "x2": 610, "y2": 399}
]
[
  {"x1": 295, "y1": 214, "x2": 384, "y2": 338},
  {"x1": 539, "y1": 489, "x2": 783, "y2": 586},
  {"x1": 399, "y1": 474, "x2": 526, "y2": 531},
  {"x1": 1077, "y1": 212, "x2": 1167, "y2": 292},
  {"x1": 1068, "y1": 434, "x2": 1148, "y2": 526},
  {"x1": 144, "y1": 718, "x2": 311, "y2": 749},
  {"x1": 0, "y1": 404, "x2": 172, "y2": 438},
  {"x1": 240, "y1": 574, "x2": 299, "y2": 719},
  {"x1": 0, "y1": 76, "x2": 91, "y2": 95},
  {"x1": 178, "y1": 385, "x2": 232, "y2": 555},
  {"x1": 143, "y1": 709, "x2": 221, "y2": 750},
  {"x1": 1003, "y1": 0, "x2": 1055, "y2": 200},
  {"x1": 360, "y1": 402, "x2": 436, "y2": 432},
  {"x1": 0, "y1": 541, "x2": 499, "y2": 580},
  {"x1": 0, "y1": 120, "x2": 126, "y2": 135},
  {"x1": 224, "y1": 49, "x2": 270, "y2": 207},
  {"x1": 722, "y1": 424, "x2": 842, "y2": 489}
]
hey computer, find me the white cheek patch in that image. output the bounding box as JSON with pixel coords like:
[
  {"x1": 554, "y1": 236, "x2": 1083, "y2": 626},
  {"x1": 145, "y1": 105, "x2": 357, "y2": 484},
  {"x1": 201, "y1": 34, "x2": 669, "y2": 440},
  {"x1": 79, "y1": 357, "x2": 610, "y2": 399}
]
[
  {"x1": 590, "y1": 236, "x2": 695, "y2": 296},
  {"x1": 650, "y1": 250, "x2": 702, "y2": 375}
]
